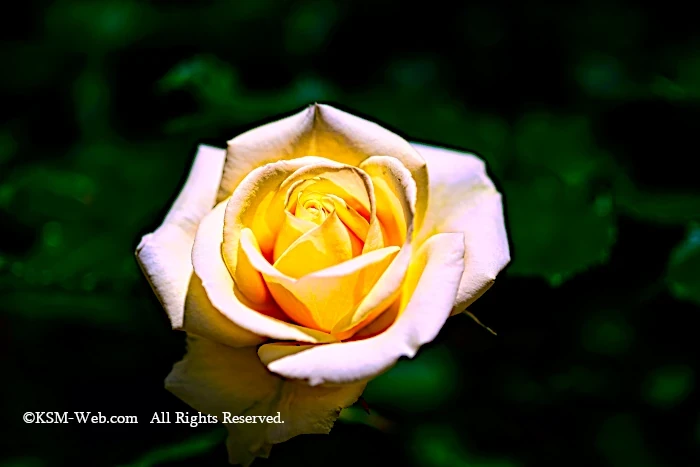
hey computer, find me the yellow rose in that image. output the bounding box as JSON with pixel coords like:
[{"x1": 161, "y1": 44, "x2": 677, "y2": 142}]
[{"x1": 136, "y1": 104, "x2": 509, "y2": 465}]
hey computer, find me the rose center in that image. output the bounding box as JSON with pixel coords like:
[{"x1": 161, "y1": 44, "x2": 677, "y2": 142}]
[{"x1": 296, "y1": 191, "x2": 335, "y2": 225}]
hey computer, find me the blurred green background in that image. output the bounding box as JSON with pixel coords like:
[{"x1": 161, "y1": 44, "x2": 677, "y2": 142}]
[{"x1": 2, "y1": 1, "x2": 700, "y2": 466}]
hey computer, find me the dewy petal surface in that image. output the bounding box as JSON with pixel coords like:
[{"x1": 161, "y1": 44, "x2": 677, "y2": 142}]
[
  {"x1": 411, "y1": 142, "x2": 510, "y2": 314},
  {"x1": 218, "y1": 104, "x2": 428, "y2": 232},
  {"x1": 192, "y1": 201, "x2": 338, "y2": 343},
  {"x1": 135, "y1": 144, "x2": 261, "y2": 347},
  {"x1": 261, "y1": 232, "x2": 466, "y2": 385},
  {"x1": 166, "y1": 335, "x2": 365, "y2": 466}
]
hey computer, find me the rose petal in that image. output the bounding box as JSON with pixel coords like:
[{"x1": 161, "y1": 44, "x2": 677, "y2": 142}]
[
  {"x1": 262, "y1": 232, "x2": 466, "y2": 385},
  {"x1": 222, "y1": 156, "x2": 331, "y2": 267},
  {"x1": 192, "y1": 201, "x2": 338, "y2": 343},
  {"x1": 312, "y1": 104, "x2": 429, "y2": 234},
  {"x1": 218, "y1": 104, "x2": 428, "y2": 232},
  {"x1": 258, "y1": 342, "x2": 315, "y2": 366},
  {"x1": 273, "y1": 211, "x2": 317, "y2": 262},
  {"x1": 359, "y1": 155, "x2": 416, "y2": 247},
  {"x1": 135, "y1": 145, "x2": 261, "y2": 347},
  {"x1": 327, "y1": 195, "x2": 370, "y2": 240},
  {"x1": 166, "y1": 335, "x2": 365, "y2": 466},
  {"x1": 240, "y1": 227, "x2": 401, "y2": 333},
  {"x1": 350, "y1": 299, "x2": 401, "y2": 339},
  {"x1": 331, "y1": 155, "x2": 418, "y2": 337},
  {"x1": 182, "y1": 273, "x2": 266, "y2": 347},
  {"x1": 274, "y1": 211, "x2": 362, "y2": 279},
  {"x1": 221, "y1": 158, "x2": 369, "y2": 278},
  {"x1": 266, "y1": 164, "x2": 375, "y2": 249},
  {"x1": 411, "y1": 142, "x2": 510, "y2": 314},
  {"x1": 233, "y1": 226, "x2": 275, "y2": 307}
]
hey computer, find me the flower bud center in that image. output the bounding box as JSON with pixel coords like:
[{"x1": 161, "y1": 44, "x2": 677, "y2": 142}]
[{"x1": 297, "y1": 191, "x2": 335, "y2": 225}]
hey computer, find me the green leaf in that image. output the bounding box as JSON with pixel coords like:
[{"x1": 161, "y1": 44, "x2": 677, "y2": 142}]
[
  {"x1": 160, "y1": 56, "x2": 336, "y2": 133},
  {"x1": 651, "y1": 53, "x2": 700, "y2": 101},
  {"x1": 0, "y1": 457, "x2": 45, "y2": 467},
  {"x1": 284, "y1": 0, "x2": 339, "y2": 56},
  {"x1": 504, "y1": 176, "x2": 617, "y2": 286},
  {"x1": 119, "y1": 429, "x2": 226, "y2": 467},
  {"x1": 349, "y1": 93, "x2": 511, "y2": 179},
  {"x1": 597, "y1": 414, "x2": 658, "y2": 467},
  {"x1": 581, "y1": 310, "x2": 634, "y2": 355},
  {"x1": 514, "y1": 113, "x2": 612, "y2": 186},
  {"x1": 576, "y1": 53, "x2": 634, "y2": 99},
  {"x1": 44, "y1": 0, "x2": 149, "y2": 51},
  {"x1": 666, "y1": 223, "x2": 700, "y2": 305},
  {"x1": 614, "y1": 176, "x2": 700, "y2": 225},
  {"x1": 0, "y1": 128, "x2": 17, "y2": 165},
  {"x1": 412, "y1": 425, "x2": 520, "y2": 467},
  {"x1": 362, "y1": 346, "x2": 458, "y2": 413},
  {"x1": 498, "y1": 112, "x2": 621, "y2": 285},
  {"x1": 548, "y1": 366, "x2": 606, "y2": 395},
  {"x1": 0, "y1": 141, "x2": 187, "y2": 325},
  {"x1": 643, "y1": 364, "x2": 695, "y2": 409}
]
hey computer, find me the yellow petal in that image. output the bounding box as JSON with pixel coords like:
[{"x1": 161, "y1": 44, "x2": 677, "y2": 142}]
[
  {"x1": 233, "y1": 226, "x2": 274, "y2": 307},
  {"x1": 274, "y1": 211, "x2": 361, "y2": 279},
  {"x1": 312, "y1": 104, "x2": 428, "y2": 232},
  {"x1": 411, "y1": 143, "x2": 510, "y2": 315},
  {"x1": 166, "y1": 335, "x2": 365, "y2": 466},
  {"x1": 327, "y1": 155, "x2": 417, "y2": 337},
  {"x1": 327, "y1": 194, "x2": 370, "y2": 241},
  {"x1": 217, "y1": 104, "x2": 428, "y2": 238},
  {"x1": 267, "y1": 163, "x2": 375, "y2": 239},
  {"x1": 359, "y1": 155, "x2": 417, "y2": 247},
  {"x1": 279, "y1": 244, "x2": 399, "y2": 332},
  {"x1": 295, "y1": 203, "x2": 321, "y2": 224},
  {"x1": 257, "y1": 342, "x2": 315, "y2": 366},
  {"x1": 222, "y1": 158, "x2": 371, "y2": 282},
  {"x1": 272, "y1": 211, "x2": 316, "y2": 263},
  {"x1": 350, "y1": 299, "x2": 401, "y2": 340},
  {"x1": 288, "y1": 178, "x2": 371, "y2": 220},
  {"x1": 182, "y1": 273, "x2": 265, "y2": 348},
  {"x1": 192, "y1": 201, "x2": 337, "y2": 343},
  {"x1": 330, "y1": 244, "x2": 411, "y2": 339},
  {"x1": 264, "y1": 232, "x2": 466, "y2": 386},
  {"x1": 362, "y1": 215, "x2": 388, "y2": 253},
  {"x1": 240, "y1": 228, "x2": 400, "y2": 333},
  {"x1": 221, "y1": 155, "x2": 330, "y2": 277}
]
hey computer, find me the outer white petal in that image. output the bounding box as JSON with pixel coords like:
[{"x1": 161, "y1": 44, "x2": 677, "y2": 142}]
[
  {"x1": 411, "y1": 142, "x2": 510, "y2": 315},
  {"x1": 261, "y1": 232, "x2": 466, "y2": 385},
  {"x1": 166, "y1": 335, "x2": 366, "y2": 466},
  {"x1": 135, "y1": 144, "x2": 261, "y2": 346}
]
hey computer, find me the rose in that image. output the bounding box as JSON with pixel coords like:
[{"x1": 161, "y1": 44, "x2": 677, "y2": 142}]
[{"x1": 136, "y1": 104, "x2": 509, "y2": 465}]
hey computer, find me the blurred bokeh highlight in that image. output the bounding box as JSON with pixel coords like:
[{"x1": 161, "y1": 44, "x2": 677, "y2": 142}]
[{"x1": 1, "y1": 1, "x2": 699, "y2": 466}]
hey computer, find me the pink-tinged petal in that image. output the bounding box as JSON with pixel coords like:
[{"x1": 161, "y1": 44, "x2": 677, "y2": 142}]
[
  {"x1": 135, "y1": 145, "x2": 261, "y2": 346},
  {"x1": 411, "y1": 142, "x2": 510, "y2": 314}
]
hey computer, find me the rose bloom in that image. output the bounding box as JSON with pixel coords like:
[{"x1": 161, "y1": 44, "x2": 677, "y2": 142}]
[{"x1": 136, "y1": 104, "x2": 509, "y2": 465}]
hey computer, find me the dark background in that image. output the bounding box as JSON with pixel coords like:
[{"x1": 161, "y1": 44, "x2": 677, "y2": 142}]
[{"x1": 2, "y1": 1, "x2": 700, "y2": 466}]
